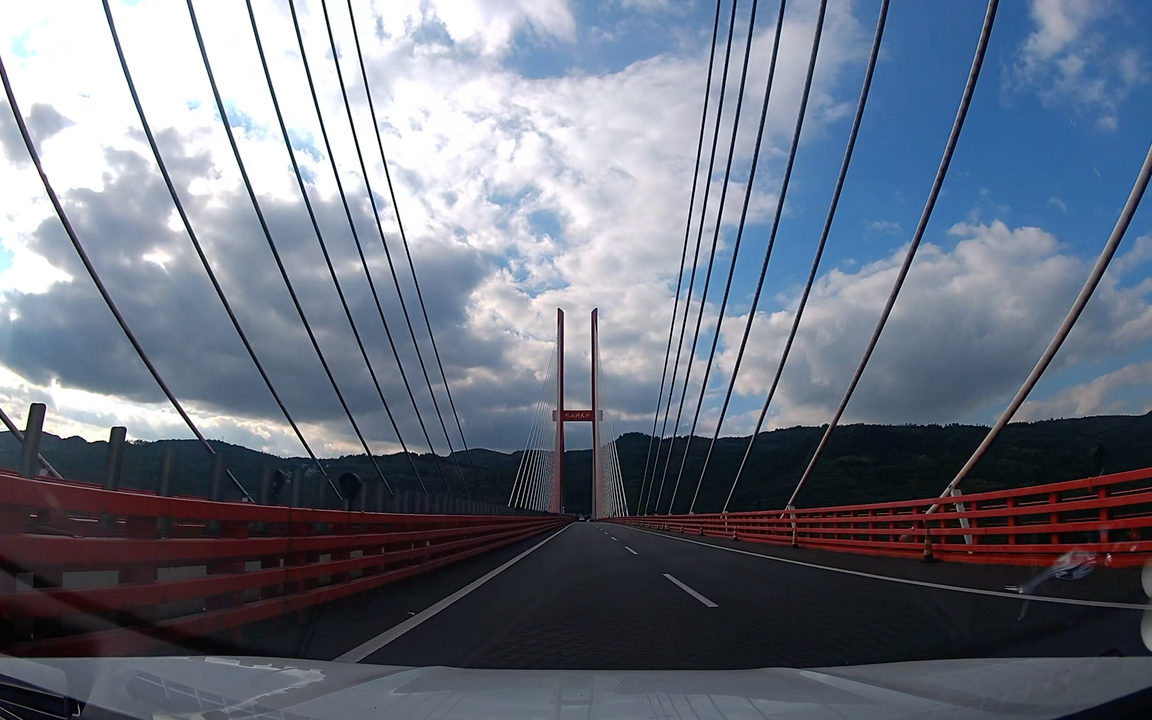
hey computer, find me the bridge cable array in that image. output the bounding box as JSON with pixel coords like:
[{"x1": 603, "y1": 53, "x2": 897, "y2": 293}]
[
  {"x1": 778, "y1": 0, "x2": 999, "y2": 512},
  {"x1": 645, "y1": 0, "x2": 1152, "y2": 517},
  {"x1": 509, "y1": 343, "x2": 558, "y2": 512},
  {"x1": 637, "y1": 0, "x2": 723, "y2": 519},
  {"x1": 2, "y1": 2, "x2": 495, "y2": 504},
  {"x1": 594, "y1": 331, "x2": 628, "y2": 518},
  {"x1": 310, "y1": 0, "x2": 468, "y2": 497},
  {"x1": 660, "y1": 0, "x2": 775, "y2": 516},
  {"x1": 646, "y1": 0, "x2": 744, "y2": 515},
  {"x1": 185, "y1": 0, "x2": 394, "y2": 496},
  {"x1": 708, "y1": 0, "x2": 890, "y2": 512},
  {"x1": 0, "y1": 50, "x2": 257, "y2": 502},
  {"x1": 256, "y1": 0, "x2": 439, "y2": 494},
  {"x1": 672, "y1": 0, "x2": 800, "y2": 516},
  {"x1": 100, "y1": 0, "x2": 333, "y2": 488},
  {"x1": 651, "y1": 0, "x2": 1000, "y2": 514},
  {"x1": 936, "y1": 138, "x2": 1152, "y2": 507},
  {"x1": 341, "y1": 0, "x2": 482, "y2": 492},
  {"x1": 270, "y1": 0, "x2": 440, "y2": 493}
]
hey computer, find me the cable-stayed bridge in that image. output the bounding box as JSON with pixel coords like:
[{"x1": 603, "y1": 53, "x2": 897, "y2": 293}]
[{"x1": 2, "y1": 0, "x2": 1152, "y2": 672}]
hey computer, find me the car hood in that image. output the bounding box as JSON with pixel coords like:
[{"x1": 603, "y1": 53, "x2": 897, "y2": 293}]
[{"x1": 1, "y1": 654, "x2": 1149, "y2": 720}]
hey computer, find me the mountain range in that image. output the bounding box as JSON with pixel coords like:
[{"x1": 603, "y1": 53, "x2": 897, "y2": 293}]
[{"x1": 3, "y1": 412, "x2": 1149, "y2": 515}]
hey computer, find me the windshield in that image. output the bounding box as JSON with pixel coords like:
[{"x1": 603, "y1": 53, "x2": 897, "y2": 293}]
[{"x1": 2, "y1": 0, "x2": 1152, "y2": 717}]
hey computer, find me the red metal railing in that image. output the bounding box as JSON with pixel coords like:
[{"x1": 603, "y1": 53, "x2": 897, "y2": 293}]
[
  {"x1": 611, "y1": 467, "x2": 1152, "y2": 567},
  {"x1": 0, "y1": 470, "x2": 569, "y2": 656}
]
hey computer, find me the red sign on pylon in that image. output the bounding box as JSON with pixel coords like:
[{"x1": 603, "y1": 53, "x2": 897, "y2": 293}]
[{"x1": 553, "y1": 409, "x2": 594, "y2": 422}]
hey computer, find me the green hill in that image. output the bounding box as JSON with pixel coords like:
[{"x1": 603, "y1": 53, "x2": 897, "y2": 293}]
[{"x1": 3, "y1": 412, "x2": 1150, "y2": 514}]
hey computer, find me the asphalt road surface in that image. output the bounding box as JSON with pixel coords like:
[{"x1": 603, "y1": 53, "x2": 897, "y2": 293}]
[{"x1": 224, "y1": 521, "x2": 1151, "y2": 670}]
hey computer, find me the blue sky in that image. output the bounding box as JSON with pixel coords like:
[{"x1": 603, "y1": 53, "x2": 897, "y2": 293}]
[{"x1": 0, "y1": 0, "x2": 1150, "y2": 459}]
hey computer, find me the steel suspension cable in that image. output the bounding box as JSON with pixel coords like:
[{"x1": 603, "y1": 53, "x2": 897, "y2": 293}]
[
  {"x1": 520, "y1": 348, "x2": 556, "y2": 509},
  {"x1": 932, "y1": 139, "x2": 1152, "y2": 508},
  {"x1": 529, "y1": 376, "x2": 551, "y2": 512},
  {"x1": 509, "y1": 389, "x2": 538, "y2": 506},
  {"x1": 512, "y1": 346, "x2": 555, "y2": 507},
  {"x1": 0, "y1": 52, "x2": 255, "y2": 502},
  {"x1": 0, "y1": 404, "x2": 62, "y2": 479},
  {"x1": 642, "y1": 435, "x2": 664, "y2": 513},
  {"x1": 715, "y1": 0, "x2": 889, "y2": 513},
  {"x1": 783, "y1": 0, "x2": 999, "y2": 511},
  {"x1": 511, "y1": 395, "x2": 540, "y2": 507},
  {"x1": 637, "y1": 0, "x2": 725, "y2": 516},
  {"x1": 651, "y1": 0, "x2": 743, "y2": 515},
  {"x1": 600, "y1": 349, "x2": 627, "y2": 516},
  {"x1": 343, "y1": 0, "x2": 480, "y2": 492},
  {"x1": 309, "y1": 0, "x2": 463, "y2": 496},
  {"x1": 253, "y1": 0, "x2": 436, "y2": 494},
  {"x1": 103, "y1": 0, "x2": 331, "y2": 486},
  {"x1": 185, "y1": 0, "x2": 387, "y2": 496},
  {"x1": 687, "y1": 0, "x2": 829, "y2": 514},
  {"x1": 543, "y1": 358, "x2": 559, "y2": 511},
  {"x1": 665, "y1": 0, "x2": 777, "y2": 514}
]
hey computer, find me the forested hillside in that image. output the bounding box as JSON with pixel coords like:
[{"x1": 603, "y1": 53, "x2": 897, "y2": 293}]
[{"x1": 3, "y1": 413, "x2": 1149, "y2": 514}]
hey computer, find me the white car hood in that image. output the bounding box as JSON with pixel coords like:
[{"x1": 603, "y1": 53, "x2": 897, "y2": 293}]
[{"x1": 1, "y1": 654, "x2": 1149, "y2": 720}]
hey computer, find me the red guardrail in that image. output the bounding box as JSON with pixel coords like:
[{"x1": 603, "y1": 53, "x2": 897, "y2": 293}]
[
  {"x1": 0, "y1": 470, "x2": 569, "y2": 656},
  {"x1": 610, "y1": 467, "x2": 1152, "y2": 567}
]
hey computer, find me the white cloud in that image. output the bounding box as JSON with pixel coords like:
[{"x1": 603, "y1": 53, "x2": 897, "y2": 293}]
[
  {"x1": 1047, "y1": 196, "x2": 1068, "y2": 213},
  {"x1": 426, "y1": 0, "x2": 576, "y2": 56},
  {"x1": 866, "y1": 219, "x2": 901, "y2": 235},
  {"x1": 1007, "y1": 0, "x2": 1148, "y2": 126},
  {"x1": 618, "y1": 0, "x2": 671, "y2": 11},
  {"x1": 712, "y1": 222, "x2": 1152, "y2": 432},
  {"x1": 0, "y1": 0, "x2": 869, "y2": 453},
  {"x1": 1017, "y1": 360, "x2": 1152, "y2": 420}
]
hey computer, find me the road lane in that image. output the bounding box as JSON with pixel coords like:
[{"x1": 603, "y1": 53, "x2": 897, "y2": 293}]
[
  {"x1": 664, "y1": 573, "x2": 718, "y2": 607},
  {"x1": 234, "y1": 520, "x2": 1149, "y2": 669},
  {"x1": 221, "y1": 526, "x2": 567, "y2": 661},
  {"x1": 361, "y1": 521, "x2": 1150, "y2": 669},
  {"x1": 359, "y1": 521, "x2": 692, "y2": 668},
  {"x1": 336, "y1": 525, "x2": 572, "y2": 662},
  {"x1": 608, "y1": 523, "x2": 1150, "y2": 666}
]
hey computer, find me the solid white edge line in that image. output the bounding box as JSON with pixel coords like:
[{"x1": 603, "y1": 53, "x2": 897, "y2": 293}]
[
  {"x1": 625, "y1": 546, "x2": 638, "y2": 555},
  {"x1": 620, "y1": 525, "x2": 1151, "y2": 612},
  {"x1": 664, "y1": 573, "x2": 718, "y2": 607},
  {"x1": 335, "y1": 524, "x2": 572, "y2": 663}
]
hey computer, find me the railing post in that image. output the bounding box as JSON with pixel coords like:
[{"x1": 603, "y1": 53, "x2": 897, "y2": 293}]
[
  {"x1": 951, "y1": 488, "x2": 973, "y2": 545},
  {"x1": 1098, "y1": 485, "x2": 1110, "y2": 544},
  {"x1": 920, "y1": 506, "x2": 936, "y2": 563},
  {"x1": 290, "y1": 467, "x2": 305, "y2": 507},
  {"x1": 259, "y1": 466, "x2": 275, "y2": 505},
  {"x1": 104, "y1": 426, "x2": 127, "y2": 491},
  {"x1": 209, "y1": 454, "x2": 227, "y2": 502},
  {"x1": 157, "y1": 447, "x2": 174, "y2": 535},
  {"x1": 373, "y1": 481, "x2": 386, "y2": 513},
  {"x1": 1007, "y1": 496, "x2": 1018, "y2": 545},
  {"x1": 787, "y1": 504, "x2": 798, "y2": 548},
  {"x1": 19, "y1": 403, "x2": 46, "y2": 479},
  {"x1": 158, "y1": 447, "x2": 174, "y2": 497},
  {"x1": 207, "y1": 454, "x2": 227, "y2": 536}
]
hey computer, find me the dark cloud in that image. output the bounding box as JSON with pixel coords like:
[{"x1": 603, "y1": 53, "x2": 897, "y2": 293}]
[
  {"x1": 0, "y1": 101, "x2": 30, "y2": 166},
  {"x1": 27, "y1": 103, "x2": 74, "y2": 142},
  {"x1": 0, "y1": 102, "x2": 75, "y2": 166},
  {"x1": 721, "y1": 221, "x2": 1152, "y2": 429},
  {"x1": 0, "y1": 130, "x2": 535, "y2": 452}
]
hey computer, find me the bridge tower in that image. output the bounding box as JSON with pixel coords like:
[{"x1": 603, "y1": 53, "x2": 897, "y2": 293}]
[
  {"x1": 553, "y1": 308, "x2": 609, "y2": 518},
  {"x1": 512, "y1": 308, "x2": 623, "y2": 518}
]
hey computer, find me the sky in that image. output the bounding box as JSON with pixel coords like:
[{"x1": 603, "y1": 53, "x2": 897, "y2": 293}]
[{"x1": 0, "y1": 0, "x2": 1150, "y2": 460}]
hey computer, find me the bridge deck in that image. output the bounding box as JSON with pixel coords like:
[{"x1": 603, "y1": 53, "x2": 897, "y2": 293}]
[{"x1": 212, "y1": 522, "x2": 1149, "y2": 669}]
